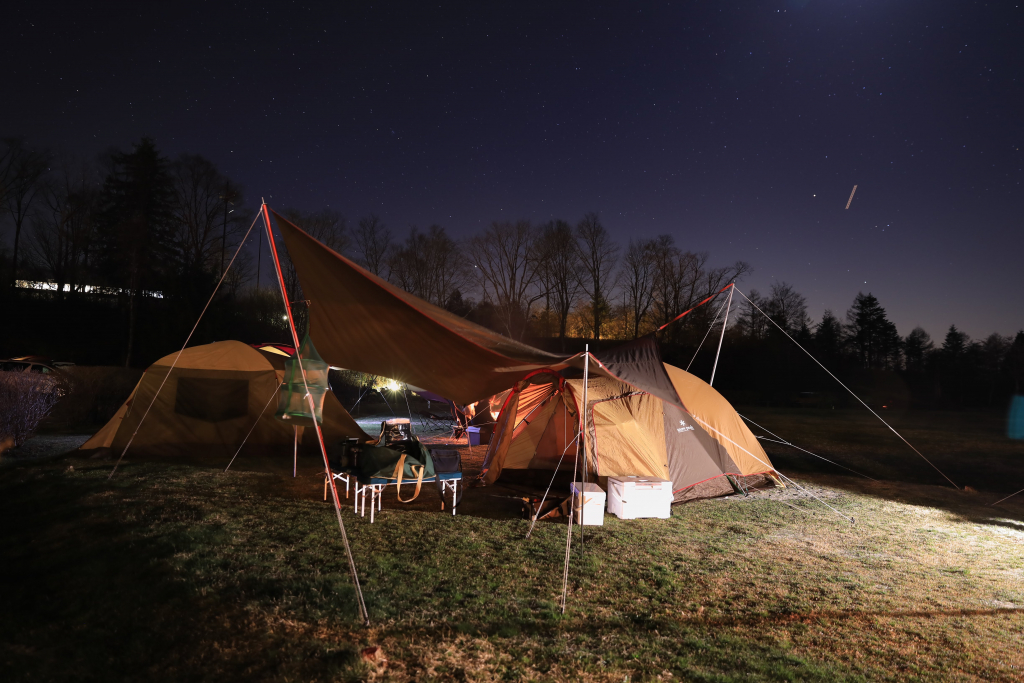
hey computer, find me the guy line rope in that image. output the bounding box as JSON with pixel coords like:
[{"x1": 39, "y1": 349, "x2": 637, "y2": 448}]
[
  {"x1": 732, "y1": 286, "x2": 959, "y2": 490},
  {"x1": 108, "y1": 211, "x2": 263, "y2": 480}
]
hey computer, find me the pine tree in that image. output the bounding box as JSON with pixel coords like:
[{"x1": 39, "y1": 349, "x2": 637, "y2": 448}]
[
  {"x1": 96, "y1": 138, "x2": 175, "y2": 366},
  {"x1": 845, "y1": 292, "x2": 901, "y2": 369}
]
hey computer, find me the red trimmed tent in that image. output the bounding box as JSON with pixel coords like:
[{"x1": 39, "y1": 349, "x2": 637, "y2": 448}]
[{"x1": 481, "y1": 359, "x2": 774, "y2": 502}]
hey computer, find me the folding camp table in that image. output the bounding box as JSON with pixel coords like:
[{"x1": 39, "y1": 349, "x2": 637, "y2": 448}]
[
  {"x1": 324, "y1": 471, "x2": 352, "y2": 501},
  {"x1": 355, "y1": 471, "x2": 462, "y2": 522},
  {"x1": 354, "y1": 449, "x2": 464, "y2": 523}
]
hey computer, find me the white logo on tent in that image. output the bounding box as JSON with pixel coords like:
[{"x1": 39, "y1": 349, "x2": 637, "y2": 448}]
[{"x1": 677, "y1": 419, "x2": 694, "y2": 433}]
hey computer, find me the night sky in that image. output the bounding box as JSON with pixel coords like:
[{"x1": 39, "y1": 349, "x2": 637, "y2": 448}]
[{"x1": 4, "y1": 1, "x2": 1021, "y2": 339}]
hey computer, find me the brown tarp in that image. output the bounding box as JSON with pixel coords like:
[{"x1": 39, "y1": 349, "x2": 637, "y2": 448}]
[
  {"x1": 273, "y1": 210, "x2": 565, "y2": 404},
  {"x1": 81, "y1": 341, "x2": 369, "y2": 458},
  {"x1": 273, "y1": 210, "x2": 700, "y2": 411}
]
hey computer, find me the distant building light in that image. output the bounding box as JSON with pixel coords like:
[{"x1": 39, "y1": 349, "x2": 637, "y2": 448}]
[{"x1": 15, "y1": 280, "x2": 164, "y2": 299}]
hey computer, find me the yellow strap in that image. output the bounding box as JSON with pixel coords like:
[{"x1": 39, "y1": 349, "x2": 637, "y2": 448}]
[{"x1": 395, "y1": 454, "x2": 425, "y2": 503}]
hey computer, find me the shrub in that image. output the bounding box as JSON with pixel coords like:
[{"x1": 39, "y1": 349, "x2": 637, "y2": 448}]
[{"x1": 0, "y1": 373, "x2": 67, "y2": 453}]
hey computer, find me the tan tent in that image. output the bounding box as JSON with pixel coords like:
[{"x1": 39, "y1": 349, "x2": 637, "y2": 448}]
[
  {"x1": 81, "y1": 340, "x2": 369, "y2": 459},
  {"x1": 481, "y1": 363, "x2": 774, "y2": 502}
]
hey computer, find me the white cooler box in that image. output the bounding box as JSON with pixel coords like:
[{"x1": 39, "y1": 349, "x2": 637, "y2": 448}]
[
  {"x1": 570, "y1": 482, "x2": 605, "y2": 526},
  {"x1": 607, "y1": 476, "x2": 673, "y2": 519}
]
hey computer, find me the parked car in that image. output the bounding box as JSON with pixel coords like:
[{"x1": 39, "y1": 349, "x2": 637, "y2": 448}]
[{"x1": 0, "y1": 356, "x2": 74, "y2": 375}]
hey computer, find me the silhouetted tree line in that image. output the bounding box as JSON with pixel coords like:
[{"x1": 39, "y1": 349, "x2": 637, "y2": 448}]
[
  {"x1": 1, "y1": 136, "x2": 1019, "y2": 409},
  {"x1": 704, "y1": 283, "x2": 1024, "y2": 409}
]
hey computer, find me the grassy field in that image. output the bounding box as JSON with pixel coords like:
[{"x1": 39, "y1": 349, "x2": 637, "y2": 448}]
[{"x1": 2, "y1": 407, "x2": 1023, "y2": 681}]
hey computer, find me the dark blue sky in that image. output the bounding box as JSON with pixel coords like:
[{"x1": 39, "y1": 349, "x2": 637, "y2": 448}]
[{"x1": 4, "y1": 1, "x2": 1021, "y2": 339}]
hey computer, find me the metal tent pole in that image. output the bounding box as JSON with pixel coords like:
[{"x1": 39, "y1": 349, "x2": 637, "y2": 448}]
[
  {"x1": 260, "y1": 204, "x2": 370, "y2": 625},
  {"x1": 293, "y1": 426, "x2": 298, "y2": 478},
  {"x1": 561, "y1": 344, "x2": 589, "y2": 613},
  {"x1": 709, "y1": 284, "x2": 734, "y2": 387}
]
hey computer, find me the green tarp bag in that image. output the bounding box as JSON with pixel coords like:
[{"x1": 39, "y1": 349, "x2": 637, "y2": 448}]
[{"x1": 275, "y1": 334, "x2": 330, "y2": 426}]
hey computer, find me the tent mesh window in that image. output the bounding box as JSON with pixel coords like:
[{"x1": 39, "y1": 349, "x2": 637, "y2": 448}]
[
  {"x1": 174, "y1": 377, "x2": 250, "y2": 422},
  {"x1": 275, "y1": 334, "x2": 330, "y2": 425}
]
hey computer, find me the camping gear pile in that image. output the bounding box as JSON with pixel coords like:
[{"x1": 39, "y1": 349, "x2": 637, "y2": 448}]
[{"x1": 327, "y1": 421, "x2": 463, "y2": 522}]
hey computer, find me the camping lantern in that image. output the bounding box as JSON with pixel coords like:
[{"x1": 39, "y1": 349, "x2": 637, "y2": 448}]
[{"x1": 274, "y1": 335, "x2": 330, "y2": 426}]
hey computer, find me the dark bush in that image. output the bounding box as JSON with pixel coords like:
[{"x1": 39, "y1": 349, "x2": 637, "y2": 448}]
[{"x1": 0, "y1": 373, "x2": 67, "y2": 453}]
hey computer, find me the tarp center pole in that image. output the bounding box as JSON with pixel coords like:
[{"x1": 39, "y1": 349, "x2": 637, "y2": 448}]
[
  {"x1": 261, "y1": 203, "x2": 370, "y2": 625},
  {"x1": 709, "y1": 283, "x2": 733, "y2": 387}
]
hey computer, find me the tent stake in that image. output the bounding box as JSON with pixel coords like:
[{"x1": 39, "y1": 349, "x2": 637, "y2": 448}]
[
  {"x1": 709, "y1": 283, "x2": 733, "y2": 387},
  {"x1": 261, "y1": 203, "x2": 370, "y2": 625}
]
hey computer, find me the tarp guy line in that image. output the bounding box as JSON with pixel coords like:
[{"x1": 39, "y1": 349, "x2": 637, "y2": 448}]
[
  {"x1": 224, "y1": 381, "x2": 284, "y2": 473},
  {"x1": 108, "y1": 210, "x2": 262, "y2": 479},
  {"x1": 687, "y1": 295, "x2": 731, "y2": 372},
  {"x1": 739, "y1": 413, "x2": 878, "y2": 482},
  {"x1": 709, "y1": 283, "x2": 734, "y2": 387},
  {"x1": 263, "y1": 204, "x2": 369, "y2": 625},
  {"x1": 757, "y1": 436, "x2": 879, "y2": 482},
  {"x1": 991, "y1": 488, "x2": 1024, "y2": 506},
  {"x1": 733, "y1": 287, "x2": 959, "y2": 490},
  {"x1": 688, "y1": 413, "x2": 855, "y2": 524}
]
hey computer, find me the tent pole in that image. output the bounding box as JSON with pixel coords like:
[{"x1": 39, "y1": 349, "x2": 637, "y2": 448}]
[
  {"x1": 261, "y1": 203, "x2": 370, "y2": 625},
  {"x1": 580, "y1": 346, "x2": 588, "y2": 556},
  {"x1": 709, "y1": 284, "x2": 733, "y2": 387},
  {"x1": 293, "y1": 426, "x2": 298, "y2": 478},
  {"x1": 562, "y1": 345, "x2": 588, "y2": 613}
]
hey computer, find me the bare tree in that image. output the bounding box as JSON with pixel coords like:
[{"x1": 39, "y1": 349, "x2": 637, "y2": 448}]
[
  {"x1": 650, "y1": 236, "x2": 695, "y2": 328},
  {"x1": 737, "y1": 288, "x2": 769, "y2": 340},
  {"x1": 575, "y1": 212, "x2": 619, "y2": 342},
  {"x1": 470, "y1": 219, "x2": 543, "y2": 339},
  {"x1": 3, "y1": 138, "x2": 49, "y2": 289},
  {"x1": 169, "y1": 154, "x2": 229, "y2": 274},
  {"x1": 620, "y1": 237, "x2": 658, "y2": 339},
  {"x1": 388, "y1": 224, "x2": 468, "y2": 307},
  {"x1": 218, "y1": 180, "x2": 244, "y2": 277},
  {"x1": 284, "y1": 208, "x2": 348, "y2": 253},
  {"x1": 535, "y1": 220, "x2": 582, "y2": 348},
  {"x1": 354, "y1": 214, "x2": 391, "y2": 278},
  {"x1": 29, "y1": 157, "x2": 98, "y2": 297},
  {"x1": 764, "y1": 281, "x2": 809, "y2": 333},
  {"x1": 649, "y1": 234, "x2": 750, "y2": 339}
]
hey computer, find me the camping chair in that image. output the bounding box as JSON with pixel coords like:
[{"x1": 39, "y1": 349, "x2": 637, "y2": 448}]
[
  {"x1": 417, "y1": 409, "x2": 455, "y2": 433},
  {"x1": 356, "y1": 447, "x2": 464, "y2": 523}
]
